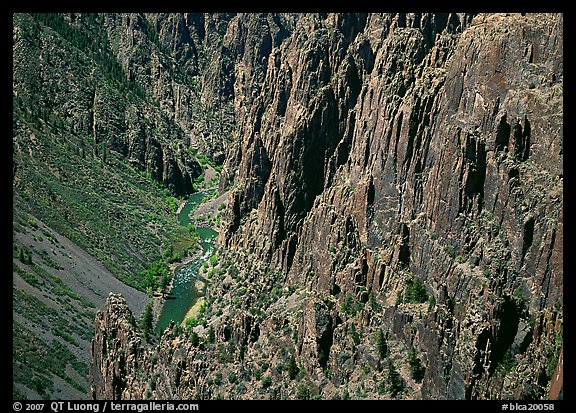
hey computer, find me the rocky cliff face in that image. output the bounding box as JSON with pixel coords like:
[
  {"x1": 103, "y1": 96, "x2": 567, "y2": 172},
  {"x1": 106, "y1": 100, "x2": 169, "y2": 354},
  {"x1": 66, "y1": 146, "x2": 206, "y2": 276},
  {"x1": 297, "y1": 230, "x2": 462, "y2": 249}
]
[
  {"x1": 90, "y1": 13, "x2": 563, "y2": 400},
  {"x1": 14, "y1": 13, "x2": 252, "y2": 197}
]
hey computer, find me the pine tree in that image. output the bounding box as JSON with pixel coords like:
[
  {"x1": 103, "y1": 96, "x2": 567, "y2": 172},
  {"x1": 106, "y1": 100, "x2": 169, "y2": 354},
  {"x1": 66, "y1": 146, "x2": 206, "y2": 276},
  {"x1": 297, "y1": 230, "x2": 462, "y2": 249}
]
[
  {"x1": 190, "y1": 331, "x2": 199, "y2": 347},
  {"x1": 208, "y1": 326, "x2": 215, "y2": 344},
  {"x1": 375, "y1": 328, "x2": 388, "y2": 359},
  {"x1": 387, "y1": 361, "x2": 405, "y2": 397},
  {"x1": 408, "y1": 347, "x2": 426, "y2": 382},
  {"x1": 288, "y1": 354, "x2": 299, "y2": 380},
  {"x1": 140, "y1": 301, "x2": 153, "y2": 340}
]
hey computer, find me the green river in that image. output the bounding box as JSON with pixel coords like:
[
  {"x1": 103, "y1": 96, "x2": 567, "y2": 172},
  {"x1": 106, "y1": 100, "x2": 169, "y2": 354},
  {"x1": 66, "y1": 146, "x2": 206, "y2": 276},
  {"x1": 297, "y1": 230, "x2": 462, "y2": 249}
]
[{"x1": 155, "y1": 190, "x2": 218, "y2": 334}]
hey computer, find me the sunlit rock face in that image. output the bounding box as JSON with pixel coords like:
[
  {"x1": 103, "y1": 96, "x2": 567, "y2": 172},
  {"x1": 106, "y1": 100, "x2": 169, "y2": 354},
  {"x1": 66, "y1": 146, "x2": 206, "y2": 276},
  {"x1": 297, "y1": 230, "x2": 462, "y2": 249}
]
[{"x1": 89, "y1": 13, "x2": 562, "y2": 400}]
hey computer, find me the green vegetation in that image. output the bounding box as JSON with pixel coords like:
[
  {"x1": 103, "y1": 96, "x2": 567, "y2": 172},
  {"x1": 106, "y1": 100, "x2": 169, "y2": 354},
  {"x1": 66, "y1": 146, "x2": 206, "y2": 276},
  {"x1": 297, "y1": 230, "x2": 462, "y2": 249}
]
[
  {"x1": 170, "y1": 227, "x2": 200, "y2": 259},
  {"x1": 196, "y1": 152, "x2": 210, "y2": 167},
  {"x1": 403, "y1": 275, "x2": 429, "y2": 304},
  {"x1": 387, "y1": 361, "x2": 405, "y2": 397},
  {"x1": 29, "y1": 263, "x2": 93, "y2": 309},
  {"x1": 13, "y1": 262, "x2": 41, "y2": 288},
  {"x1": 140, "y1": 259, "x2": 170, "y2": 293},
  {"x1": 12, "y1": 128, "x2": 194, "y2": 290},
  {"x1": 193, "y1": 173, "x2": 205, "y2": 188},
  {"x1": 166, "y1": 196, "x2": 179, "y2": 212},
  {"x1": 375, "y1": 329, "x2": 388, "y2": 360},
  {"x1": 32, "y1": 13, "x2": 146, "y2": 100},
  {"x1": 13, "y1": 320, "x2": 88, "y2": 399},
  {"x1": 190, "y1": 148, "x2": 222, "y2": 173},
  {"x1": 427, "y1": 295, "x2": 437, "y2": 313},
  {"x1": 209, "y1": 253, "x2": 219, "y2": 267},
  {"x1": 296, "y1": 382, "x2": 312, "y2": 400},
  {"x1": 443, "y1": 244, "x2": 456, "y2": 258},
  {"x1": 208, "y1": 326, "x2": 216, "y2": 344},
  {"x1": 25, "y1": 216, "x2": 39, "y2": 229},
  {"x1": 228, "y1": 371, "x2": 238, "y2": 384},
  {"x1": 408, "y1": 347, "x2": 426, "y2": 382},
  {"x1": 288, "y1": 354, "x2": 300, "y2": 380},
  {"x1": 514, "y1": 287, "x2": 530, "y2": 313},
  {"x1": 261, "y1": 374, "x2": 272, "y2": 389},
  {"x1": 546, "y1": 328, "x2": 563, "y2": 378},
  {"x1": 350, "y1": 323, "x2": 361, "y2": 346},
  {"x1": 425, "y1": 229, "x2": 437, "y2": 240},
  {"x1": 38, "y1": 249, "x2": 63, "y2": 270},
  {"x1": 227, "y1": 265, "x2": 239, "y2": 279},
  {"x1": 190, "y1": 331, "x2": 200, "y2": 347},
  {"x1": 14, "y1": 282, "x2": 94, "y2": 341},
  {"x1": 170, "y1": 323, "x2": 183, "y2": 338},
  {"x1": 184, "y1": 299, "x2": 207, "y2": 332},
  {"x1": 14, "y1": 243, "x2": 33, "y2": 265},
  {"x1": 341, "y1": 293, "x2": 363, "y2": 317},
  {"x1": 41, "y1": 229, "x2": 59, "y2": 245},
  {"x1": 497, "y1": 348, "x2": 516, "y2": 377},
  {"x1": 185, "y1": 316, "x2": 198, "y2": 330},
  {"x1": 140, "y1": 301, "x2": 154, "y2": 340},
  {"x1": 396, "y1": 291, "x2": 404, "y2": 306},
  {"x1": 12, "y1": 11, "x2": 233, "y2": 399},
  {"x1": 368, "y1": 293, "x2": 382, "y2": 312}
]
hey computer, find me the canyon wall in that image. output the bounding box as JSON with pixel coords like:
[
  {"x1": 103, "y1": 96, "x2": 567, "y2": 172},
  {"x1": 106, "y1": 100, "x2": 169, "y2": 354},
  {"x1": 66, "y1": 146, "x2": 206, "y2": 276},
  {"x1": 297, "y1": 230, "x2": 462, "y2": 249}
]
[{"x1": 90, "y1": 13, "x2": 563, "y2": 400}]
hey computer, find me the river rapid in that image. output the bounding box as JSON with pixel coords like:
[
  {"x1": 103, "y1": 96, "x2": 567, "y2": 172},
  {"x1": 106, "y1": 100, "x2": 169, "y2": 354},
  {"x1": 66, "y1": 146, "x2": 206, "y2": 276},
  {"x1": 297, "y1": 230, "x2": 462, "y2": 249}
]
[{"x1": 154, "y1": 190, "x2": 218, "y2": 334}]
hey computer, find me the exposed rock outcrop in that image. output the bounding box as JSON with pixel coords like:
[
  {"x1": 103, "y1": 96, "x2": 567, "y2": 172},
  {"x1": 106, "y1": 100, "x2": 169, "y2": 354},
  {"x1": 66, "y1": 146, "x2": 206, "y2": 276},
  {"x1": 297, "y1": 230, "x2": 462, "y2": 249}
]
[
  {"x1": 90, "y1": 13, "x2": 562, "y2": 400},
  {"x1": 218, "y1": 13, "x2": 562, "y2": 399}
]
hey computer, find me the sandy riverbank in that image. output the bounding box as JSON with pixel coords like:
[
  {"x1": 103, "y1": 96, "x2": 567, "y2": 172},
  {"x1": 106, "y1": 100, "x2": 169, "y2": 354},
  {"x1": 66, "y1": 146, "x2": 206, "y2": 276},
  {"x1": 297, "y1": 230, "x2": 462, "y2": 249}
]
[
  {"x1": 176, "y1": 199, "x2": 186, "y2": 215},
  {"x1": 181, "y1": 279, "x2": 207, "y2": 325}
]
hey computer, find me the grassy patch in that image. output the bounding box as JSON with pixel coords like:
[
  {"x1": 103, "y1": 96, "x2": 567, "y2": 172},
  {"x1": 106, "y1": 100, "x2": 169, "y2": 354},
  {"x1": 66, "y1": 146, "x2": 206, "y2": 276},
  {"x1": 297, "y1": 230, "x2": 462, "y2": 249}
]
[
  {"x1": 13, "y1": 321, "x2": 88, "y2": 398},
  {"x1": 13, "y1": 262, "x2": 42, "y2": 288},
  {"x1": 13, "y1": 287, "x2": 94, "y2": 342}
]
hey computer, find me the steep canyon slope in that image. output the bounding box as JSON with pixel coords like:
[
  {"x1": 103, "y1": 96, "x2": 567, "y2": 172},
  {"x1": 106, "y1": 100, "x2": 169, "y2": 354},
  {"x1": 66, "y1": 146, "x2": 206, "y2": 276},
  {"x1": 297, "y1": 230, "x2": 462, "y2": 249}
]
[
  {"x1": 46, "y1": 12, "x2": 562, "y2": 400},
  {"x1": 13, "y1": 12, "x2": 235, "y2": 398}
]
